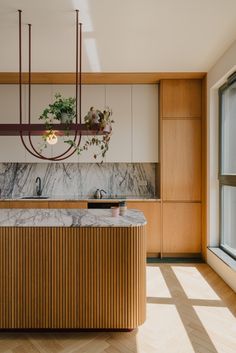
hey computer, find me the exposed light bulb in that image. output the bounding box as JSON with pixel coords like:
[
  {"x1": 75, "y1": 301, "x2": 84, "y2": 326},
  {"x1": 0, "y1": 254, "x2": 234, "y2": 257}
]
[{"x1": 46, "y1": 131, "x2": 58, "y2": 145}]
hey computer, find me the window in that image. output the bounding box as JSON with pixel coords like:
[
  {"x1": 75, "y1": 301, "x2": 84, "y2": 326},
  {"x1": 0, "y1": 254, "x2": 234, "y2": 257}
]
[{"x1": 219, "y1": 73, "x2": 236, "y2": 259}]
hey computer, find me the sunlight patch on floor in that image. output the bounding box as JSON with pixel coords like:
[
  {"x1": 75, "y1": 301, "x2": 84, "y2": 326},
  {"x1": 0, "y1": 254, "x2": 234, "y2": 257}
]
[
  {"x1": 136, "y1": 303, "x2": 195, "y2": 353},
  {"x1": 146, "y1": 266, "x2": 171, "y2": 298},
  {"x1": 172, "y1": 266, "x2": 220, "y2": 300},
  {"x1": 193, "y1": 306, "x2": 236, "y2": 353}
]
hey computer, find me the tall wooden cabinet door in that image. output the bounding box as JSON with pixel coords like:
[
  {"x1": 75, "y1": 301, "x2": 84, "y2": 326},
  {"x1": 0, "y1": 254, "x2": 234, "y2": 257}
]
[
  {"x1": 0, "y1": 228, "x2": 51, "y2": 328},
  {"x1": 162, "y1": 79, "x2": 202, "y2": 118},
  {"x1": 127, "y1": 202, "x2": 161, "y2": 254},
  {"x1": 162, "y1": 119, "x2": 201, "y2": 201},
  {"x1": 163, "y1": 203, "x2": 201, "y2": 254}
]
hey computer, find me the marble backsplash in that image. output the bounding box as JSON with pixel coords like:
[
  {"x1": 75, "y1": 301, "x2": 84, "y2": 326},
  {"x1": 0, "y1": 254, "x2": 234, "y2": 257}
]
[{"x1": 0, "y1": 163, "x2": 158, "y2": 199}]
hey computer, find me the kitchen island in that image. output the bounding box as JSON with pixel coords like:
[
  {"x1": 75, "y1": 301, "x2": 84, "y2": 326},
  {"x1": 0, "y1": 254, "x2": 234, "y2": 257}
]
[{"x1": 0, "y1": 209, "x2": 146, "y2": 330}]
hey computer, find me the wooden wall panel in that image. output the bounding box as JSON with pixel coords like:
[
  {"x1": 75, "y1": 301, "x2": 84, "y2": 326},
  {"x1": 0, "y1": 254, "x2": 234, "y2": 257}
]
[
  {"x1": 0, "y1": 226, "x2": 146, "y2": 329},
  {"x1": 0, "y1": 228, "x2": 51, "y2": 328},
  {"x1": 127, "y1": 201, "x2": 161, "y2": 255},
  {"x1": 51, "y1": 227, "x2": 146, "y2": 329},
  {"x1": 162, "y1": 79, "x2": 202, "y2": 118},
  {"x1": 162, "y1": 203, "x2": 201, "y2": 254},
  {"x1": 162, "y1": 119, "x2": 201, "y2": 201}
]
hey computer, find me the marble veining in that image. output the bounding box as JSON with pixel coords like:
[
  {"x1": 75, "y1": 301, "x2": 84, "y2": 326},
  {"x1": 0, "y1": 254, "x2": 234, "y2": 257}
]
[
  {"x1": 0, "y1": 209, "x2": 146, "y2": 227},
  {"x1": 0, "y1": 163, "x2": 157, "y2": 199}
]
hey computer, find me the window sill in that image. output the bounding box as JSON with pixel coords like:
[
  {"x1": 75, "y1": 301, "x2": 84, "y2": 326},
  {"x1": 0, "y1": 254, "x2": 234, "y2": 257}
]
[{"x1": 208, "y1": 247, "x2": 236, "y2": 271}]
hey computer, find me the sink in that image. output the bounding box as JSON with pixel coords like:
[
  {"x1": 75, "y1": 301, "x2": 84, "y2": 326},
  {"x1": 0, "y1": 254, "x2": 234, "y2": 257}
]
[{"x1": 20, "y1": 196, "x2": 49, "y2": 199}]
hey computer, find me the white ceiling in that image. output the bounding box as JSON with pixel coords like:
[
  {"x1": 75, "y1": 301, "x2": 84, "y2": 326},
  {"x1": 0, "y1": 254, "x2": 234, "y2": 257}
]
[{"x1": 0, "y1": 0, "x2": 236, "y2": 72}]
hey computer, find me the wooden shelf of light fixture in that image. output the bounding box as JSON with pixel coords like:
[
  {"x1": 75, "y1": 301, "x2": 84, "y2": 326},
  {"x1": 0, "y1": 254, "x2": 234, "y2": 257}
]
[
  {"x1": 0, "y1": 123, "x2": 104, "y2": 136},
  {"x1": 0, "y1": 72, "x2": 206, "y2": 84}
]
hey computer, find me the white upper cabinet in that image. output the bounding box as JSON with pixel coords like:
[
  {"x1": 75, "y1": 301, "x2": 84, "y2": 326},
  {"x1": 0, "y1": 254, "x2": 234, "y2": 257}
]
[
  {"x1": 105, "y1": 85, "x2": 132, "y2": 162},
  {"x1": 0, "y1": 85, "x2": 26, "y2": 162},
  {"x1": 25, "y1": 85, "x2": 56, "y2": 163},
  {"x1": 132, "y1": 84, "x2": 158, "y2": 162},
  {"x1": 0, "y1": 84, "x2": 158, "y2": 163},
  {"x1": 78, "y1": 85, "x2": 106, "y2": 163},
  {"x1": 104, "y1": 84, "x2": 159, "y2": 162}
]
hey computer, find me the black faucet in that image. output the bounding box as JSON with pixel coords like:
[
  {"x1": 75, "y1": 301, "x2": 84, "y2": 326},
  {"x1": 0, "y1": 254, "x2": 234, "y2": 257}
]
[{"x1": 36, "y1": 177, "x2": 42, "y2": 196}]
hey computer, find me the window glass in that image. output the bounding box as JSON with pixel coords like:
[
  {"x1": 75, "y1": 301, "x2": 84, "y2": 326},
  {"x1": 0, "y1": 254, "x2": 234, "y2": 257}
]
[
  {"x1": 219, "y1": 75, "x2": 236, "y2": 259},
  {"x1": 221, "y1": 81, "x2": 236, "y2": 175},
  {"x1": 221, "y1": 185, "x2": 236, "y2": 258}
]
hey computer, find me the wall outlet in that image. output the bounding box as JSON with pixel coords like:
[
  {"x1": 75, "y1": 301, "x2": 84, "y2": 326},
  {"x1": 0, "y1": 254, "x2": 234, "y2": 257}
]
[{"x1": 139, "y1": 180, "x2": 148, "y2": 186}]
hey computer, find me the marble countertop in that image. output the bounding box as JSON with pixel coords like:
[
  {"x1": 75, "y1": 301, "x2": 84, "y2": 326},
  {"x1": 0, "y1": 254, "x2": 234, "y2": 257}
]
[
  {"x1": 0, "y1": 196, "x2": 160, "y2": 202},
  {"x1": 0, "y1": 208, "x2": 147, "y2": 227}
]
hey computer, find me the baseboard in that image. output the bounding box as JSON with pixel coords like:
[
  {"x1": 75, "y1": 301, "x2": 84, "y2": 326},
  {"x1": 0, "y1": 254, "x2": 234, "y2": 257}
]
[{"x1": 147, "y1": 253, "x2": 203, "y2": 264}]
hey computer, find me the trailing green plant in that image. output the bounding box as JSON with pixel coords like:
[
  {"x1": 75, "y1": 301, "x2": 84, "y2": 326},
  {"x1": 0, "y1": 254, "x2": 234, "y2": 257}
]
[
  {"x1": 38, "y1": 93, "x2": 76, "y2": 151},
  {"x1": 39, "y1": 93, "x2": 76, "y2": 123},
  {"x1": 65, "y1": 107, "x2": 114, "y2": 162},
  {"x1": 39, "y1": 97, "x2": 114, "y2": 161},
  {"x1": 65, "y1": 133, "x2": 112, "y2": 162}
]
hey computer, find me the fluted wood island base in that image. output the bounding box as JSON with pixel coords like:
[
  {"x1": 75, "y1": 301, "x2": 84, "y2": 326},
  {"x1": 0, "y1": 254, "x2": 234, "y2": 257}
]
[{"x1": 0, "y1": 209, "x2": 146, "y2": 329}]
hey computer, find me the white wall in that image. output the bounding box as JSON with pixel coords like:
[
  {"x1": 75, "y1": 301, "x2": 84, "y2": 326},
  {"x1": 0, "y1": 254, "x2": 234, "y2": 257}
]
[
  {"x1": 207, "y1": 249, "x2": 236, "y2": 292},
  {"x1": 207, "y1": 39, "x2": 236, "y2": 291}
]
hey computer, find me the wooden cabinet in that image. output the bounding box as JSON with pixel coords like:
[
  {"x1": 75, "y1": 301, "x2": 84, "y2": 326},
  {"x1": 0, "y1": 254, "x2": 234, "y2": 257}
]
[
  {"x1": 7, "y1": 201, "x2": 87, "y2": 209},
  {"x1": 9, "y1": 201, "x2": 49, "y2": 208},
  {"x1": 0, "y1": 201, "x2": 10, "y2": 208},
  {"x1": 160, "y1": 79, "x2": 203, "y2": 257},
  {"x1": 162, "y1": 203, "x2": 201, "y2": 254},
  {"x1": 162, "y1": 79, "x2": 202, "y2": 118},
  {"x1": 162, "y1": 119, "x2": 201, "y2": 201},
  {"x1": 48, "y1": 201, "x2": 87, "y2": 208},
  {"x1": 127, "y1": 201, "x2": 161, "y2": 255}
]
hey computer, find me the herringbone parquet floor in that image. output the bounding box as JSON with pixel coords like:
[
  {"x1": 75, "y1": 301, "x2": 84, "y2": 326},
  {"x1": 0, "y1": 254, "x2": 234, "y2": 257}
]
[{"x1": 0, "y1": 263, "x2": 235, "y2": 353}]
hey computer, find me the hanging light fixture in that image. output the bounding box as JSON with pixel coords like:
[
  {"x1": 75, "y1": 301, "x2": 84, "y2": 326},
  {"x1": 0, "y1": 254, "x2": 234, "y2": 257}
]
[
  {"x1": 46, "y1": 131, "x2": 58, "y2": 145},
  {"x1": 0, "y1": 9, "x2": 112, "y2": 162},
  {"x1": 17, "y1": 9, "x2": 82, "y2": 161}
]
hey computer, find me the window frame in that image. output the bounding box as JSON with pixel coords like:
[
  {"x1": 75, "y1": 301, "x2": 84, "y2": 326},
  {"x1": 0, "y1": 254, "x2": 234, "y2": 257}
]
[{"x1": 219, "y1": 72, "x2": 236, "y2": 259}]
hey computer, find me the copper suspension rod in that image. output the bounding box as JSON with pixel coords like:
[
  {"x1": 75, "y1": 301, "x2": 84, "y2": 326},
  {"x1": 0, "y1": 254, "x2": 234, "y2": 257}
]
[
  {"x1": 28, "y1": 23, "x2": 31, "y2": 124},
  {"x1": 18, "y1": 10, "x2": 40, "y2": 159},
  {"x1": 79, "y1": 22, "x2": 82, "y2": 124},
  {"x1": 76, "y1": 9, "x2": 79, "y2": 124},
  {"x1": 18, "y1": 10, "x2": 22, "y2": 125},
  {"x1": 27, "y1": 22, "x2": 47, "y2": 159},
  {"x1": 17, "y1": 10, "x2": 84, "y2": 161}
]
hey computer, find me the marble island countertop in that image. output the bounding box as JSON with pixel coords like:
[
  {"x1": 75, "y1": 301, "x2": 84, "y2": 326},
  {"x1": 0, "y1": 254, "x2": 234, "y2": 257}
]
[{"x1": 0, "y1": 208, "x2": 146, "y2": 227}]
